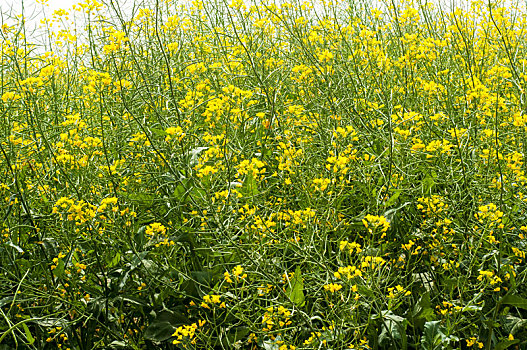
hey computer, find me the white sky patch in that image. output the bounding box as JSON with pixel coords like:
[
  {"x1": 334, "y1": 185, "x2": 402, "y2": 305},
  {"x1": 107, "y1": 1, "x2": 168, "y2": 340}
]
[
  {"x1": 0, "y1": 0, "x2": 139, "y2": 50},
  {"x1": 0, "y1": 0, "x2": 135, "y2": 25},
  {"x1": 1, "y1": 0, "x2": 81, "y2": 35},
  {"x1": 0, "y1": 0, "x2": 79, "y2": 18},
  {"x1": 0, "y1": 0, "x2": 522, "y2": 37}
]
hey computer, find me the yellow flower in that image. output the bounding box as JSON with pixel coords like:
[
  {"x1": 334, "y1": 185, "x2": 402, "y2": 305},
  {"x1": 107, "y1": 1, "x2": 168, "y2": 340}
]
[
  {"x1": 224, "y1": 271, "x2": 233, "y2": 283},
  {"x1": 1, "y1": 91, "x2": 21, "y2": 102},
  {"x1": 165, "y1": 126, "x2": 185, "y2": 142},
  {"x1": 362, "y1": 214, "x2": 390, "y2": 237},
  {"x1": 323, "y1": 283, "x2": 342, "y2": 293},
  {"x1": 233, "y1": 265, "x2": 243, "y2": 276},
  {"x1": 231, "y1": 265, "x2": 247, "y2": 280}
]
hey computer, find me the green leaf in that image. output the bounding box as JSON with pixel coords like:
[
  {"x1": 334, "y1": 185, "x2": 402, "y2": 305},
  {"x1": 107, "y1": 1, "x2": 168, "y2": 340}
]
[
  {"x1": 241, "y1": 173, "x2": 259, "y2": 197},
  {"x1": 411, "y1": 291, "x2": 435, "y2": 330},
  {"x1": 144, "y1": 310, "x2": 191, "y2": 342},
  {"x1": 173, "y1": 183, "x2": 188, "y2": 201},
  {"x1": 107, "y1": 252, "x2": 121, "y2": 268},
  {"x1": 188, "y1": 147, "x2": 208, "y2": 167},
  {"x1": 191, "y1": 270, "x2": 215, "y2": 286},
  {"x1": 173, "y1": 232, "x2": 192, "y2": 243},
  {"x1": 6, "y1": 242, "x2": 24, "y2": 254},
  {"x1": 421, "y1": 321, "x2": 450, "y2": 350},
  {"x1": 154, "y1": 310, "x2": 190, "y2": 325},
  {"x1": 501, "y1": 294, "x2": 527, "y2": 310},
  {"x1": 385, "y1": 189, "x2": 403, "y2": 207},
  {"x1": 118, "y1": 271, "x2": 130, "y2": 291},
  {"x1": 116, "y1": 296, "x2": 148, "y2": 306},
  {"x1": 0, "y1": 296, "x2": 14, "y2": 308},
  {"x1": 189, "y1": 186, "x2": 208, "y2": 202},
  {"x1": 502, "y1": 314, "x2": 527, "y2": 336},
  {"x1": 413, "y1": 292, "x2": 434, "y2": 318},
  {"x1": 30, "y1": 318, "x2": 67, "y2": 328},
  {"x1": 262, "y1": 339, "x2": 280, "y2": 350},
  {"x1": 108, "y1": 341, "x2": 129, "y2": 348},
  {"x1": 134, "y1": 227, "x2": 146, "y2": 250},
  {"x1": 150, "y1": 128, "x2": 167, "y2": 137},
  {"x1": 22, "y1": 323, "x2": 34, "y2": 345},
  {"x1": 53, "y1": 259, "x2": 65, "y2": 278},
  {"x1": 357, "y1": 284, "x2": 375, "y2": 298},
  {"x1": 495, "y1": 339, "x2": 520, "y2": 350},
  {"x1": 383, "y1": 201, "x2": 411, "y2": 223},
  {"x1": 422, "y1": 171, "x2": 436, "y2": 194},
  {"x1": 124, "y1": 192, "x2": 155, "y2": 207},
  {"x1": 144, "y1": 322, "x2": 177, "y2": 342},
  {"x1": 377, "y1": 310, "x2": 407, "y2": 349},
  {"x1": 286, "y1": 266, "x2": 305, "y2": 307},
  {"x1": 221, "y1": 326, "x2": 250, "y2": 347}
]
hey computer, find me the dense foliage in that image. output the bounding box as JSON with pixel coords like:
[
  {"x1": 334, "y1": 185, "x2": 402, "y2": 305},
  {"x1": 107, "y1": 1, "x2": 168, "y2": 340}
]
[{"x1": 2, "y1": 0, "x2": 527, "y2": 348}]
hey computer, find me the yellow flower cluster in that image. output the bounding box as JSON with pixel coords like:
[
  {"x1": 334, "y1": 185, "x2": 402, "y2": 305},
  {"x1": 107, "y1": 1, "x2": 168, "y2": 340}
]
[
  {"x1": 334, "y1": 266, "x2": 362, "y2": 279},
  {"x1": 165, "y1": 126, "x2": 185, "y2": 142},
  {"x1": 339, "y1": 241, "x2": 362, "y2": 254},
  {"x1": 323, "y1": 283, "x2": 342, "y2": 293},
  {"x1": 52, "y1": 197, "x2": 96, "y2": 224},
  {"x1": 362, "y1": 214, "x2": 390, "y2": 237},
  {"x1": 200, "y1": 294, "x2": 225, "y2": 309},
  {"x1": 236, "y1": 158, "x2": 267, "y2": 180},
  {"x1": 386, "y1": 285, "x2": 411, "y2": 299},
  {"x1": 262, "y1": 305, "x2": 292, "y2": 334},
  {"x1": 171, "y1": 320, "x2": 205, "y2": 345},
  {"x1": 417, "y1": 195, "x2": 448, "y2": 215},
  {"x1": 224, "y1": 265, "x2": 247, "y2": 283},
  {"x1": 103, "y1": 29, "x2": 129, "y2": 54},
  {"x1": 475, "y1": 203, "x2": 504, "y2": 226},
  {"x1": 466, "y1": 336, "x2": 484, "y2": 348}
]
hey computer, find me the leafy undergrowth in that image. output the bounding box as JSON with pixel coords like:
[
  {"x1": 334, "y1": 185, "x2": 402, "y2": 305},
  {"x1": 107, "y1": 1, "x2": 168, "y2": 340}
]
[{"x1": 1, "y1": 0, "x2": 527, "y2": 348}]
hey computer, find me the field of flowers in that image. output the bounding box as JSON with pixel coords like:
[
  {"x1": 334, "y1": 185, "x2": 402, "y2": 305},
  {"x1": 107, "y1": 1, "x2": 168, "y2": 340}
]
[{"x1": 1, "y1": 0, "x2": 527, "y2": 348}]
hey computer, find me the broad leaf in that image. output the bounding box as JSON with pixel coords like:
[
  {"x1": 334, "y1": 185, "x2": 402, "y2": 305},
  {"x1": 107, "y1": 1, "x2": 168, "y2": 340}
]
[
  {"x1": 377, "y1": 310, "x2": 407, "y2": 349},
  {"x1": 144, "y1": 310, "x2": 190, "y2": 342},
  {"x1": 501, "y1": 294, "x2": 527, "y2": 310},
  {"x1": 495, "y1": 339, "x2": 520, "y2": 350},
  {"x1": 22, "y1": 323, "x2": 34, "y2": 345},
  {"x1": 286, "y1": 266, "x2": 305, "y2": 307},
  {"x1": 421, "y1": 321, "x2": 455, "y2": 350},
  {"x1": 144, "y1": 322, "x2": 177, "y2": 342}
]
